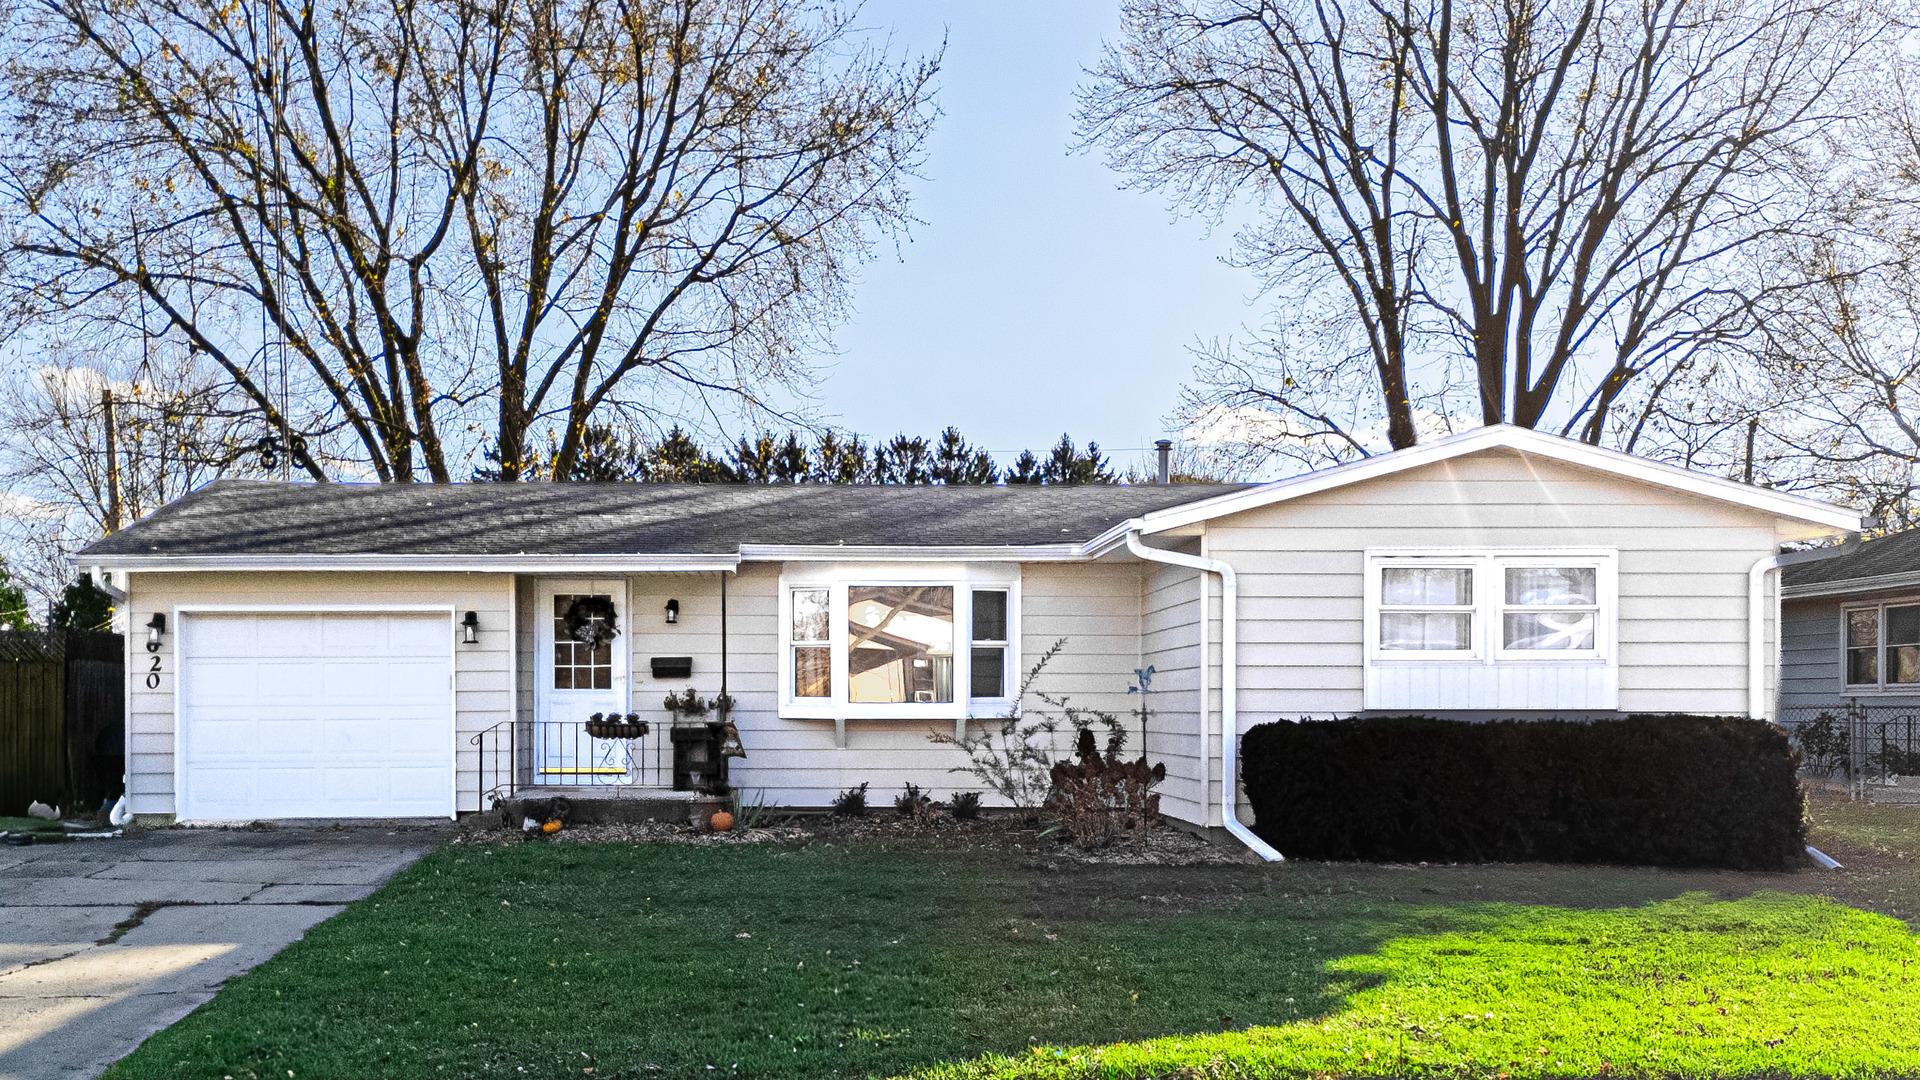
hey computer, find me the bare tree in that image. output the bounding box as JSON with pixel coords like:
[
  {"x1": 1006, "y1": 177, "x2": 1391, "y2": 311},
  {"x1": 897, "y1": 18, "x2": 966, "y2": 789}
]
[
  {"x1": 1, "y1": 0, "x2": 938, "y2": 482},
  {"x1": 1080, "y1": 0, "x2": 1882, "y2": 464}
]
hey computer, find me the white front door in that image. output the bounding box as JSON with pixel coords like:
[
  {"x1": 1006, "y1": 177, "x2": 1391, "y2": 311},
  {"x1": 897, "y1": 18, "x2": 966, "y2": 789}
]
[
  {"x1": 533, "y1": 579, "x2": 630, "y2": 785},
  {"x1": 178, "y1": 610, "x2": 454, "y2": 820}
]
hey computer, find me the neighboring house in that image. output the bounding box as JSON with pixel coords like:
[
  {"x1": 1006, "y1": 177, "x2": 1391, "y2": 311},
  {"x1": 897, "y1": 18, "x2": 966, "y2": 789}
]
[
  {"x1": 77, "y1": 425, "x2": 1859, "y2": 854},
  {"x1": 1780, "y1": 529, "x2": 1920, "y2": 712}
]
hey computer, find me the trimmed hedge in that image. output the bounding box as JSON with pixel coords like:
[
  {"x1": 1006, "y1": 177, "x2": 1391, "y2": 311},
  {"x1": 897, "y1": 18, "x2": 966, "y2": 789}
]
[{"x1": 1240, "y1": 714, "x2": 1805, "y2": 870}]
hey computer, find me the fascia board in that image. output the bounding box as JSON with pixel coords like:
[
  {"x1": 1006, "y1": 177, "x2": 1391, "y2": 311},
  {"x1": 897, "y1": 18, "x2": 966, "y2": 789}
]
[
  {"x1": 1135, "y1": 425, "x2": 1862, "y2": 535},
  {"x1": 76, "y1": 553, "x2": 741, "y2": 573}
]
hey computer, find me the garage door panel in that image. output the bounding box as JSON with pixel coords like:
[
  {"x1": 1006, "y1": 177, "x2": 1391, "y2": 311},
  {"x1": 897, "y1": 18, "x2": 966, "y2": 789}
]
[
  {"x1": 180, "y1": 611, "x2": 453, "y2": 820},
  {"x1": 256, "y1": 616, "x2": 321, "y2": 656},
  {"x1": 182, "y1": 615, "x2": 255, "y2": 655},
  {"x1": 181, "y1": 661, "x2": 260, "y2": 707},
  {"x1": 321, "y1": 614, "x2": 397, "y2": 654},
  {"x1": 382, "y1": 661, "x2": 451, "y2": 702},
  {"x1": 255, "y1": 662, "x2": 323, "y2": 701},
  {"x1": 190, "y1": 719, "x2": 261, "y2": 757},
  {"x1": 384, "y1": 616, "x2": 448, "y2": 655}
]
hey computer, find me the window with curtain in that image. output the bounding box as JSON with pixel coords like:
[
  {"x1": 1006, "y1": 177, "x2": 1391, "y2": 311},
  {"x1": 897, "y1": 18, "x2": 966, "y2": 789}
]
[
  {"x1": 1502, "y1": 567, "x2": 1599, "y2": 652},
  {"x1": 1844, "y1": 601, "x2": 1920, "y2": 689},
  {"x1": 1378, "y1": 566, "x2": 1474, "y2": 652}
]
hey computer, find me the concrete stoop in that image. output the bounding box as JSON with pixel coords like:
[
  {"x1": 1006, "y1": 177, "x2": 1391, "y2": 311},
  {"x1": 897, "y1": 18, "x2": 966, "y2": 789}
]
[{"x1": 489, "y1": 788, "x2": 728, "y2": 827}]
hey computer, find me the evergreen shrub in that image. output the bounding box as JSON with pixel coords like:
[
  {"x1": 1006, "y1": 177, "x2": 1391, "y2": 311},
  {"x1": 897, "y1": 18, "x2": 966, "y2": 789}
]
[{"x1": 1239, "y1": 714, "x2": 1804, "y2": 869}]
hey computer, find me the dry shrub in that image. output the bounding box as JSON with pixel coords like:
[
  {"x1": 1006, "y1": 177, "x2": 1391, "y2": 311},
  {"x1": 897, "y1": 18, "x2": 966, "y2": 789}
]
[{"x1": 1049, "y1": 727, "x2": 1166, "y2": 848}]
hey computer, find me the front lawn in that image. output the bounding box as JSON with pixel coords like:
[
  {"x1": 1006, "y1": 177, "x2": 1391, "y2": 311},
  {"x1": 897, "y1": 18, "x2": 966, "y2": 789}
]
[{"x1": 108, "y1": 803, "x2": 1920, "y2": 1080}]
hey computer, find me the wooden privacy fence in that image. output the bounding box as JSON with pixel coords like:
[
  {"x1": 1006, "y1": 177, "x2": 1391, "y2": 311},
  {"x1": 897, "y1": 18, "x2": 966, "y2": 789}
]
[{"x1": 0, "y1": 631, "x2": 124, "y2": 817}]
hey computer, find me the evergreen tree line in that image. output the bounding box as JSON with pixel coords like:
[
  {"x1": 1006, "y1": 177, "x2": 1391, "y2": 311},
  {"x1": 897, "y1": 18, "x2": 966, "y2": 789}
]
[{"x1": 487, "y1": 425, "x2": 1121, "y2": 484}]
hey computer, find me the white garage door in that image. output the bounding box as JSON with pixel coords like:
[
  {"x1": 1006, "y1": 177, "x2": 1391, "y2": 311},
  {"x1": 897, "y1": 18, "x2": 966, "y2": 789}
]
[{"x1": 178, "y1": 611, "x2": 453, "y2": 820}]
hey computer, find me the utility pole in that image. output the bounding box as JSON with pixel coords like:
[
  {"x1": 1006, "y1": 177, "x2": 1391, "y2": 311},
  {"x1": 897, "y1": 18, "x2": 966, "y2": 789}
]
[{"x1": 102, "y1": 388, "x2": 122, "y2": 532}]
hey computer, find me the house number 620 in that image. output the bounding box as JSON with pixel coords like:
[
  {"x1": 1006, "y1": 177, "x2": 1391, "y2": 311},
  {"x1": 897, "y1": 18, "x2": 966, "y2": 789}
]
[{"x1": 146, "y1": 655, "x2": 160, "y2": 689}]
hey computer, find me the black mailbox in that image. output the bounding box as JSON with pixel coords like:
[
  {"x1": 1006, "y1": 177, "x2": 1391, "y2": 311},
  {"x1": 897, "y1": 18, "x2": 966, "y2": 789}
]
[{"x1": 650, "y1": 656, "x2": 693, "y2": 679}]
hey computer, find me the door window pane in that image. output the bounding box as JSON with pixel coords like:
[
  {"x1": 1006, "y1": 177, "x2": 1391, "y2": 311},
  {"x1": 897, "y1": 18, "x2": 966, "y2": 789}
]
[
  {"x1": 848, "y1": 585, "x2": 954, "y2": 704},
  {"x1": 1382, "y1": 567, "x2": 1471, "y2": 606},
  {"x1": 1380, "y1": 611, "x2": 1472, "y2": 651},
  {"x1": 552, "y1": 594, "x2": 615, "y2": 691},
  {"x1": 1505, "y1": 567, "x2": 1597, "y2": 605}
]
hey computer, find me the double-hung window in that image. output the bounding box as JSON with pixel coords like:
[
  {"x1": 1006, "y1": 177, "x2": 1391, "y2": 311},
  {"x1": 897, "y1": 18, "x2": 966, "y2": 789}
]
[
  {"x1": 1367, "y1": 551, "x2": 1614, "y2": 662},
  {"x1": 1843, "y1": 600, "x2": 1920, "y2": 691},
  {"x1": 970, "y1": 590, "x2": 1010, "y2": 699},
  {"x1": 781, "y1": 568, "x2": 1018, "y2": 718},
  {"x1": 1365, "y1": 550, "x2": 1616, "y2": 710}
]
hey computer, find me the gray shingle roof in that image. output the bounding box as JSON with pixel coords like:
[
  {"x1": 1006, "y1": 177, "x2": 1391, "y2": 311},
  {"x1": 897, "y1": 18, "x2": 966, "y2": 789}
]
[
  {"x1": 79, "y1": 480, "x2": 1252, "y2": 558},
  {"x1": 1783, "y1": 528, "x2": 1920, "y2": 591}
]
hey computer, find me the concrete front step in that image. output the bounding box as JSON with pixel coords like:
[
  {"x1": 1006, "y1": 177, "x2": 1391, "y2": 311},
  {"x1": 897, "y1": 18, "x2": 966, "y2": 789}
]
[{"x1": 491, "y1": 788, "x2": 729, "y2": 827}]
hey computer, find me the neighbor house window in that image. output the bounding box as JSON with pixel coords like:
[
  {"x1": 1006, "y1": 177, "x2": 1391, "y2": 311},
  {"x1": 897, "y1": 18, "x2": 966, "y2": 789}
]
[
  {"x1": 791, "y1": 588, "x2": 831, "y2": 698},
  {"x1": 781, "y1": 571, "x2": 1018, "y2": 718},
  {"x1": 1843, "y1": 601, "x2": 1920, "y2": 690},
  {"x1": 1368, "y1": 552, "x2": 1613, "y2": 662},
  {"x1": 970, "y1": 589, "x2": 1009, "y2": 699}
]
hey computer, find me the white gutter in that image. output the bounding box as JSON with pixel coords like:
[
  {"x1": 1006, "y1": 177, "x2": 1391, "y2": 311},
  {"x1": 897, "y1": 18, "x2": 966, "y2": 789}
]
[
  {"x1": 1749, "y1": 540, "x2": 1859, "y2": 719},
  {"x1": 72, "y1": 552, "x2": 740, "y2": 573},
  {"x1": 87, "y1": 565, "x2": 127, "y2": 602},
  {"x1": 1125, "y1": 529, "x2": 1283, "y2": 862}
]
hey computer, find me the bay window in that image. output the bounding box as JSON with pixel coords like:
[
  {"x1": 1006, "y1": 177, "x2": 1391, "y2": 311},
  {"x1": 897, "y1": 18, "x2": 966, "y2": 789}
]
[
  {"x1": 1842, "y1": 600, "x2": 1920, "y2": 691},
  {"x1": 781, "y1": 568, "x2": 1017, "y2": 718}
]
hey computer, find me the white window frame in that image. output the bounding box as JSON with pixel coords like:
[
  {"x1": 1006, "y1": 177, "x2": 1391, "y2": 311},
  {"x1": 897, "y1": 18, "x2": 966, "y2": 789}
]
[
  {"x1": 1839, "y1": 596, "x2": 1920, "y2": 694},
  {"x1": 1364, "y1": 549, "x2": 1617, "y2": 665},
  {"x1": 778, "y1": 564, "x2": 1020, "y2": 721}
]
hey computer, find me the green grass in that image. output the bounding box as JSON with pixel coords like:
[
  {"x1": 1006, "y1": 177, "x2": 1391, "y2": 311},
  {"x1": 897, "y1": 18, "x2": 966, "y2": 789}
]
[{"x1": 104, "y1": 811, "x2": 1920, "y2": 1080}]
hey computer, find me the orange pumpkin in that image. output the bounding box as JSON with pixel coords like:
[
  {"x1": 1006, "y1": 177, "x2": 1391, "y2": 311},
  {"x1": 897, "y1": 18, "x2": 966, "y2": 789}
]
[
  {"x1": 541, "y1": 819, "x2": 562, "y2": 834},
  {"x1": 710, "y1": 811, "x2": 734, "y2": 832}
]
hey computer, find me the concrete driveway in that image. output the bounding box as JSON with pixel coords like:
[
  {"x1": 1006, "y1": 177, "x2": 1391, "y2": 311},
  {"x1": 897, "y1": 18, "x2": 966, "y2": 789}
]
[{"x1": 0, "y1": 826, "x2": 441, "y2": 1080}]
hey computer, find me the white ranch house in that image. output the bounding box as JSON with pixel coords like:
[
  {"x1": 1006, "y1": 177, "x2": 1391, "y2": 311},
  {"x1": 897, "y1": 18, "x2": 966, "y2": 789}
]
[{"x1": 78, "y1": 426, "x2": 1861, "y2": 857}]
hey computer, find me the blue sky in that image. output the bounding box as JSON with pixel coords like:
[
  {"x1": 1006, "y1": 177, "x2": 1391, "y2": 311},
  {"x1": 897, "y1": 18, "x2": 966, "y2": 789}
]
[{"x1": 812, "y1": 0, "x2": 1261, "y2": 474}]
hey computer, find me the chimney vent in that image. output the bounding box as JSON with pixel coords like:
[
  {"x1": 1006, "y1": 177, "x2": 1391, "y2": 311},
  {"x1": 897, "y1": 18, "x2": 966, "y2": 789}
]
[{"x1": 1154, "y1": 440, "x2": 1173, "y2": 484}]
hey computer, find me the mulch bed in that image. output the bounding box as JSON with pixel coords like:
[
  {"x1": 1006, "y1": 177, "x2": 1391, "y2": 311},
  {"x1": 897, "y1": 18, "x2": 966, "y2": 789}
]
[{"x1": 455, "y1": 810, "x2": 1258, "y2": 866}]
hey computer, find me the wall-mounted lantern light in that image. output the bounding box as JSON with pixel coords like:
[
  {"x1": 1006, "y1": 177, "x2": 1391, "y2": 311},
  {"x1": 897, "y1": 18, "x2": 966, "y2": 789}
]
[
  {"x1": 145, "y1": 612, "x2": 166, "y2": 653},
  {"x1": 461, "y1": 610, "x2": 480, "y2": 645},
  {"x1": 664, "y1": 599, "x2": 680, "y2": 625}
]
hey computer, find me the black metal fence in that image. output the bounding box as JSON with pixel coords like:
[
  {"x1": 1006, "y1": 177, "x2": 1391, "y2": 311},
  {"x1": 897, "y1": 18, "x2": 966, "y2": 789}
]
[
  {"x1": 472, "y1": 718, "x2": 671, "y2": 807},
  {"x1": 1778, "y1": 702, "x2": 1920, "y2": 794}
]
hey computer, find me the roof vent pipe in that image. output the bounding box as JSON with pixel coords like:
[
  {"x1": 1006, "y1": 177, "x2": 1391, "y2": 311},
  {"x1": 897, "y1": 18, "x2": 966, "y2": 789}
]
[{"x1": 1154, "y1": 440, "x2": 1173, "y2": 484}]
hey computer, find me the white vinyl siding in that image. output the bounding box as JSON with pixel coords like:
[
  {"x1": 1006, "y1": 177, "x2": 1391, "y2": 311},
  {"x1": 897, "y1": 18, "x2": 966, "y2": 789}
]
[{"x1": 1204, "y1": 448, "x2": 1787, "y2": 721}]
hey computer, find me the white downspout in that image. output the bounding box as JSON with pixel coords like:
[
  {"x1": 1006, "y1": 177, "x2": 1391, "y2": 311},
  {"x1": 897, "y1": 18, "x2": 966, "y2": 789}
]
[
  {"x1": 1748, "y1": 540, "x2": 1860, "y2": 720},
  {"x1": 1126, "y1": 530, "x2": 1283, "y2": 862}
]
